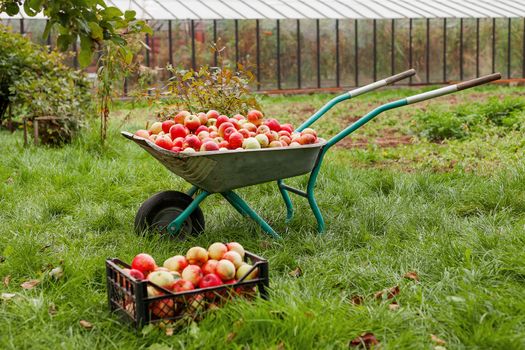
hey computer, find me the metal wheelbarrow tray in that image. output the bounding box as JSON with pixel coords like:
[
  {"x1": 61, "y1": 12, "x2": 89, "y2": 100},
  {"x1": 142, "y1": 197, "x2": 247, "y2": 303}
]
[{"x1": 124, "y1": 71, "x2": 501, "y2": 239}]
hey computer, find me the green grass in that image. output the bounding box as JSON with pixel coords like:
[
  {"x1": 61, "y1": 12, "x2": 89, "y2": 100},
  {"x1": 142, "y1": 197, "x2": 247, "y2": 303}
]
[{"x1": 1, "y1": 85, "x2": 525, "y2": 349}]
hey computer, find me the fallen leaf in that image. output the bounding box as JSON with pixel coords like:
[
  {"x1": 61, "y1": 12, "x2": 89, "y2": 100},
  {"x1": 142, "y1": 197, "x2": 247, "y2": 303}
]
[
  {"x1": 431, "y1": 334, "x2": 446, "y2": 346},
  {"x1": 79, "y1": 320, "x2": 93, "y2": 330},
  {"x1": 20, "y1": 279, "x2": 40, "y2": 290},
  {"x1": 5, "y1": 177, "x2": 13, "y2": 185},
  {"x1": 304, "y1": 311, "x2": 315, "y2": 318},
  {"x1": 388, "y1": 302, "x2": 400, "y2": 311},
  {"x1": 276, "y1": 341, "x2": 285, "y2": 350},
  {"x1": 403, "y1": 271, "x2": 419, "y2": 281},
  {"x1": 48, "y1": 303, "x2": 58, "y2": 316},
  {"x1": 50, "y1": 266, "x2": 64, "y2": 280},
  {"x1": 259, "y1": 240, "x2": 271, "y2": 249},
  {"x1": 226, "y1": 332, "x2": 236, "y2": 342},
  {"x1": 3, "y1": 275, "x2": 10, "y2": 287},
  {"x1": 349, "y1": 332, "x2": 380, "y2": 348},
  {"x1": 350, "y1": 295, "x2": 364, "y2": 305},
  {"x1": 374, "y1": 286, "x2": 399, "y2": 300},
  {"x1": 288, "y1": 267, "x2": 302, "y2": 278},
  {"x1": 434, "y1": 346, "x2": 447, "y2": 350},
  {"x1": 1, "y1": 293, "x2": 16, "y2": 300}
]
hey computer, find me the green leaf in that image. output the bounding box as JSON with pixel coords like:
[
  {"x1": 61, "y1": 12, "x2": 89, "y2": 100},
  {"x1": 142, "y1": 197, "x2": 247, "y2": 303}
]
[
  {"x1": 57, "y1": 34, "x2": 72, "y2": 51},
  {"x1": 42, "y1": 20, "x2": 53, "y2": 40},
  {"x1": 103, "y1": 6, "x2": 123, "y2": 18},
  {"x1": 23, "y1": 0, "x2": 37, "y2": 17},
  {"x1": 78, "y1": 35, "x2": 93, "y2": 68},
  {"x1": 123, "y1": 48, "x2": 133, "y2": 65},
  {"x1": 88, "y1": 22, "x2": 103, "y2": 40},
  {"x1": 124, "y1": 10, "x2": 136, "y2": 21},
  {"x1": 5, "y1": 2, "x2": 20, "y2": 16}
]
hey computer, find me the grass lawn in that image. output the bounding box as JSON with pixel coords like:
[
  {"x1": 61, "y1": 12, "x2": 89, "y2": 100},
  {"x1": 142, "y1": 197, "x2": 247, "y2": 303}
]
[{"x1": 1, "y1": 85, "x2": 525, "y2": 349}]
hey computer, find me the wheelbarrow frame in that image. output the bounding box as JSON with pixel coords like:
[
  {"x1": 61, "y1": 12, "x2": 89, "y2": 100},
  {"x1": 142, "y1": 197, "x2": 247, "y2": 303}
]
[{"x1": 127, "y1": 71, "x2": 501, "y2": 239}]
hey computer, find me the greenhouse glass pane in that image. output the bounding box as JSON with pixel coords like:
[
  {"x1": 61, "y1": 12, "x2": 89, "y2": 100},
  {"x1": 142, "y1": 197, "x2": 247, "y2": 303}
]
[
  {"x1": 279, "y1": 20, "x2": 298, "y2": 89},
  {"x1": 299, "y1": 19, "x2": 318, "y2": 88},
  {"x1": 339, "y1": 19, "x2": 357, "y2": 87},
  {"x1": 320, "y1": 19, "x2": 336, "y2": 88}
]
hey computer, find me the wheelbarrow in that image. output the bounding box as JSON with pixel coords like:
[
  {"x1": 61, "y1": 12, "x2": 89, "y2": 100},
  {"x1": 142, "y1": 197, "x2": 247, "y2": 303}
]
[{"x1": 123, "y1": 71, "x2": 501, "y2": 239}]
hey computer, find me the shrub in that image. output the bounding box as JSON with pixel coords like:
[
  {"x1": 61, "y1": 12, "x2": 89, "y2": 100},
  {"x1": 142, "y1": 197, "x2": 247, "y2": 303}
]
[{"x1": 0, "y1": 24, "x2": 92, "y2": 139}]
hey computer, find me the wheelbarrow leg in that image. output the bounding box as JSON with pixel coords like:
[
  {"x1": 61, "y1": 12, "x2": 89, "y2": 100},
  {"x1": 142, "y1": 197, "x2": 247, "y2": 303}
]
[
  {"x1": 277, "y1": 180, "x2": 294, "y2": 222},
  {"x1": 307, "y1": 154, "x2": 326, "y2": 234},
  {"x1": 223, "y1": 191, "x2": 281, "y2": 239},
  {"x1": 221, "y1": 192, "x2": 249, "y2": 217},
  {"x1": 186, "y1": 186, "x2": 198, "y2": 197},
  {"x1": 167, "y1": 190, "x2": 209, "y2": 235}
]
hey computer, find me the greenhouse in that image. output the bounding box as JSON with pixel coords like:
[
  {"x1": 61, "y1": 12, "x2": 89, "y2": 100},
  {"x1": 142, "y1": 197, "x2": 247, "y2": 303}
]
[{"x1": 2, "y1": 0, "x2": 524, "y2": 92}]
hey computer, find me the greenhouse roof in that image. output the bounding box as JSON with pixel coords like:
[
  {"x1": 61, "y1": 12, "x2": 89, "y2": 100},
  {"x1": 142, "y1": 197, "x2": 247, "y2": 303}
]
[{"x1": 2, "y1": 0, "x2": 525, "y2": 20}]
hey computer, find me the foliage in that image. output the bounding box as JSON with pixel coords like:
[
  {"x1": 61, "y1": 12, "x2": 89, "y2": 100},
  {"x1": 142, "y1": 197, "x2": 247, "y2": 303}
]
[
  {"x1": 151, "y1": 54, "x2": 260, "y2": 118},
  {"x1": 413, "y1": 96, "x2": 525, "y2": 142},
  {"x1": 0, "y1": 24, "x2": 91, "y2": 138},
  {"x1": 0, "y1": 0, "x2": 150, "y2": 68}
]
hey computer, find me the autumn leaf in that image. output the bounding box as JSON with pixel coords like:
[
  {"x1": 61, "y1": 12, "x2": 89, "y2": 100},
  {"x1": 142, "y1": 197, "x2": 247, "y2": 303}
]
[
  {"x1": 48, "y1": 303, "x2": 58, "y2": 316},
  {"x1": 3, "y1": 275, "x2": 10, "y2": 287},
  {"x1": 403, "y1": 271, "x2": 419, "y2": 281},
  {"x1": 349, "y1": 332, "x2": 380, "y2": 348},
  {"x1": 288, "y1": 267, "x2": 302, "y2": 278},
  {"x1": 276, "y1": 341, "x2": 285, "y2": 350},
  {"x1": 226, "y1": 332, "x2": 236, "y2": 342},
  {"x1": 350, "y1": 295, "x2": 364, "y2": 305},
  {"x1": 388, "y1": 302, "x2": 400, "y2": 311},
  {"x1": 374, "y1": 286, "x2": 400, "y2": 300},
  {"x1": 20, "y1": 279, "x2": 40, "y2": 290},
  {"x1": 165, "y1": 327, "x2": 174, "y2": 336},
  {"x1": 79, "y1": 320, "x2": 93, "y2": 330},
  {"x1": 1, "y1": 293, "x2": 16, "y2": 300},
  {"x1": 431, "y1": 334, "x2": 446, "y2": 346}
]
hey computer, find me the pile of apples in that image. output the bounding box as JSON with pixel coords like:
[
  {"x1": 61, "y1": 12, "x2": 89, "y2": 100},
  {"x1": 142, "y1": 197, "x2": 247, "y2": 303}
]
[
  {"x1": 134, "y1": 109, "x2": 321, "y2": 153},
  {"x1": 122, "y1": 242, "x2": 257, "y2": 295}
]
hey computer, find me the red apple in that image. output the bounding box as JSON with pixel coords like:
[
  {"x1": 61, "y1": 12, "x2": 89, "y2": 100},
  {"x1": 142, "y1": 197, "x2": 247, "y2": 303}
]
[
  {"x1": 209, "y1": 131, "x2": 219, "y2": 139},
  {"x1": 198, "y1": 273, "x2": 223, "y2": 289},
  {"x1": 301, "y1": 128, "x2": 317, "y2": 138},
  {"x1": 215, "y1": 115, "x2": 230, "y2": 128},
  {"x1": 218, "y1": 140, "x2": 230, "y2": 149},
  {"x1": 197, "y1": 131, "x2": 210, "y2": 141},
  {"x1": 195, "y1": 125, "x2": 209, "y2": 134},
  {"x1": 257, "y1": 125, "x2": 271, "y2": 135},
  {"x1": 216, "y1": 260, "x2": 236, "y2": 281},
  {"x1": 207, "y1": 118, "x2": 217, "y2": 127},
  {"x1": 150, "y1": 298, "x2": 175, "y2": 318},
  {"x1": 218, "y1": 122, "x2": 234, "y2": 138},
  {"x1": 232, "y1": 114, "x2": 245, "y2": 121},
  {"x1": 183, "y1": 135, "x2": 202, "y2": 151},
  {"x1": 197, "y1": 112, "x2": 208, "y2": 125},
  {"x1": 228, "y1": 132, "x2": 244, "y2": 149},
  {"x1": 134, "y1": 129, "x2": 150, "y2": 138},
  {"x1": 184, "y1": 115, "x2": 201, "y2": 131},
  {"x1": 202, "y1": 259, "x2": 219, "y2": 275},
  {"x1": 169, "y1": 124, "x2": 188, "y2": 139},
  {"x1": 186, "y1": 246, "x2": 208, "y2": 265},
  {"x1": 226, "y1": 242, "x2": 245, "y2": 258},
  {"x1": 223, "y1": 250, "x2": 243, "y2": 268},
  {"x1": 255, "y1": 134, "x2": 269, "y2": 148},
  {"x1": 149, "y1": 122, "x2": 163, "y2": 135},
  {"x1": 155, "y1": 136, "x2": 174, "y2": 150},
  {"x1": 299, "y1": 133, "x2": 316, "y2": 145},
  {"x1": 163, "y1": 255, "x2": 188, "y2": 273},
  {"x1": 247, "y1": 110, "x2": 264, "y2": 126},
  {"x1": 238, "y1": 129, "x2": 250, "y2": 139},
  {"x1": 170, "y1": 146, "x2": 181, "y2": 153},
  {"x1": 269, "y1": 140, "x2": 284, "y2": 148},
  {"x1": 228, "y1": 118, "x2": 241, "y2": 130},
  {"x1": 131, "y1": 253, "x2": 157, "y2": 275},
  {"x1": 162, "y1": 120, "x2": 176, "y2": 134},
  {"x1": 278, "y1": 130, "x2": 291, "y2": 138},
  {"x1": 206, "y1": 110, "x2": 220, "y2": 120},
  {"x1": 171, "y1": 279, "x2": 194, "y2": 292},
  {"x1": 200, "y1": 141, "x2": 220, "y2": 152},
  {"x1": 129, "y1": 269, "x2": 145, "y2": 280},
  {"x1": 174, "y1": 110, "x2": 191, "y2": 124},
  {"x1": 264, "y1": 118, "x2": 281, "y2": 132},
  {"x1": 280, "y1": 123, "x2": 294, "y2": 133},
  {"x1": 181, "y1": 265, "x2": 203, "y2": 286},
  {"x1": 279, "y1": 135, "x2": 291, "y2": 145},
  {"x1": 241, "y1": 122, "x2": 257, "y2": 132},
  {"x1": 223, "y1": 126, "x2": 237, "y2": 141}
]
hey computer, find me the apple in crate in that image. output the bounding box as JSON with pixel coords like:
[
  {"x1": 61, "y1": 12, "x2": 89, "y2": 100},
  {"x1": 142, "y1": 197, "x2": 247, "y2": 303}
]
[
  {"x1": 171, "y1": 279, "x2": 194, "y2": 292},
  {"x1": 163, "y1": 255, "x2": 188, "y2": 273},
  {"x1": 149, "y1": 122, "x2": 163, "y2": 135},
  {"x1": 247, "y1": 110, "x2": 264, "y2": 126},
  {"x1": 174, "y1": 110, "x2": 190, "y2": 124},
  {"x1": 206, "y1": 110, "x2": 220, "y2": 120},
  {"x1": 148, "y1": 270, "x2": 175, "y2": 289},
  {"x1": 197, "y1": 112, "x2": 208, "y2": 125},
  {"x1": 131, "y1": 253, "x2": 157, "y2": 276},
  {"x1": 202, "y1": 259, "x2": 219, "y2": 275},
  {"x1": 162, "y1": 120, "x2": 176, "y2": 134},
  {"x1": 198, "y1": 273, "x2": 223, "y2": 289},
  {"x1": 255, "y1": 134, "x2": 269, "y2": 148},
  {"x1": 186, "y1": 247, "x2": 208, "y2": 265},
  {"x1": 182, "y1": 265, "x2": 203, "y2": 286},
  {"x1": 183, "y1": 135, "x2": 202, "y2": 151},
  {"x1": 208, "y1": 242, "x2": 228, "y2": 260},
  {"x1": 236, "y1": 264, "x2": 258, "y2": 280},
  {"x1": 216, "y1": 260, "x2": 236, "y2": 281},
  {"x1": 226, "y1": 242, "x2": 245, "y2": 258},
  {"x1": 155, "y1": 136, "x2": 174, "y2": 150},
  {"x1": 228, "y1": 132, "x2": 244, "y2": 149},
  {"x1": 223, "y1": 251, "x2": 243, "y2": 268},
  {"x1": 200, "y1": 141, "x2": 220, "y2": 152},
  {"x1": 215, "y1": 115, "x2": 230, "y2": 128},
  {"x1": 169, "y1": 124, "x2": 188, "y2": 139},
  {"x1": 242, "y1": 137, "x2": 261, "y2": 150}
]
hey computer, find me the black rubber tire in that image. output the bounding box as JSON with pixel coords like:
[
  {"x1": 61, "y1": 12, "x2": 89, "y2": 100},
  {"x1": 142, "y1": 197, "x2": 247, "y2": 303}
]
[{"x1": 134, "y1": 191, "x2": 205, "y2": 237}]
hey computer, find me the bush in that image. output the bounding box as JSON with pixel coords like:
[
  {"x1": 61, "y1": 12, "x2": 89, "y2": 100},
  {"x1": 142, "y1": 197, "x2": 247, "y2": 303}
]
[{"x1": 0, "y1": 24, "x2": 92, "y2": 140}]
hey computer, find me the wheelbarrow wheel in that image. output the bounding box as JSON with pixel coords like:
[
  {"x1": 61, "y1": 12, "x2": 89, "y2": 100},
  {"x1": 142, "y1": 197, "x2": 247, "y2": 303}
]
[{"x1": 134, "y1": 191, "x2": 205, "y2": 237}]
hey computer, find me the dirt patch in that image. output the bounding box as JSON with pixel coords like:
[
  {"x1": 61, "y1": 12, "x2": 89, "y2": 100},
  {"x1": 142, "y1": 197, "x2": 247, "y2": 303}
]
[{"x1": 338, "y1": 127, "x2": 413, "y2": 149}]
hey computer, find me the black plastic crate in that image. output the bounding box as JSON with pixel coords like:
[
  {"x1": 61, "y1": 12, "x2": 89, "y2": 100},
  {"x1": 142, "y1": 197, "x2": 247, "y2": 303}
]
[{"x1": 106, "y1": 251, "x2": 269, "y2": 328}]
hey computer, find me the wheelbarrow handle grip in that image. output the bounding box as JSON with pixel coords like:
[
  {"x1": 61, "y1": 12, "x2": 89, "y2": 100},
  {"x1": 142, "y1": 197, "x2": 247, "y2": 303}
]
[
  {"x1": 324, "y1": 73, "x2": 501, "y2": 149},
  {"x1": 296, "y1": 69, "x2": 416, "y2": 131},
  {"x1": 406, "y1": 73, "x2": 501, "y2": 104},
  {"x1": 348, "y1": 69, "x2": 416, "y2": 97}
]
